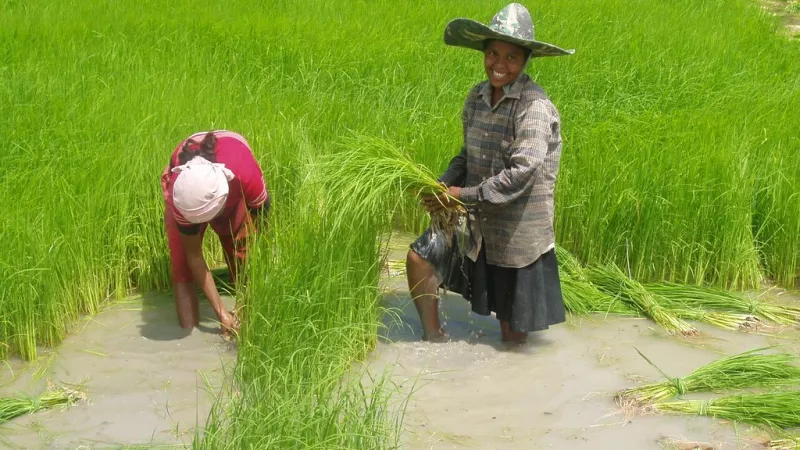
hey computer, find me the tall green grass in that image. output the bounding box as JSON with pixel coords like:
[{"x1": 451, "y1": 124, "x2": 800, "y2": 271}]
[
  {"x1": 2, "y1": 0, "x2": 798, "y2": 359},
  {"x1": 550, "y1": 0, "x2": 800, "y2": 288},
  {"x1": 196, "y1": 152, "x2": 402, "y2": 447}
]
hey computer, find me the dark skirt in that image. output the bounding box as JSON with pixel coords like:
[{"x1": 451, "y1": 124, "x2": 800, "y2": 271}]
[{"x1": 410, "y1": 227, "x2": 566, "y2": 333}]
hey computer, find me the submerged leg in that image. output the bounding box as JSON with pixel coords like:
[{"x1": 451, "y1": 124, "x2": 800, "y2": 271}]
[
  {"x1": 173, "y1": 282, "x2": 200, "y2": 328},
  {"x1": 499, "y1": 320, "x2": 527, "y2": 343},
  {"x1": 406, "y1": 250, "x2": 446, "y2": 341}
]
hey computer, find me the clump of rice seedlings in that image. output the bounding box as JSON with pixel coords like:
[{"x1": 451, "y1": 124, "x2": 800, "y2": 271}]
[
  {"x1": 646, "y1": 282, "x2": 800, "y2": 326},
  {"x1": 556, "y1": 245, "x2": 590, "y2": 281},
  {"x1": 618, "y1": 347, "x2": 800, "y2": 404},
  {"x1": 556, "y1": 246, "x2": 635, "y2": 316},
  {"x1": 768, "y1": 436, "x2": 800, "y2": 450},
  {"x1": 653, "y1": 392, "x2": 800, "y2": 429},
  {"x1": 316, "y1": 133, "x2": 466, "y2": 243},
  {"x1": 657, "y1": 437, "x2": 717, "y2": 450},
  {"x1": 0, "y1": 384, "x2": 85, "y2": 424},
  {"x1": 669, "y1": 308, "x2": 759, "y2": 332},
  {"x1": 588, "y1": 265, "x2": 698, "y2": 335}
]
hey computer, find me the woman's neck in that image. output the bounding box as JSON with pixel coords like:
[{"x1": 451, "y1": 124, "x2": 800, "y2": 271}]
[{"x1": 491, "y1": 86, "x2": 504, "y2": 107}]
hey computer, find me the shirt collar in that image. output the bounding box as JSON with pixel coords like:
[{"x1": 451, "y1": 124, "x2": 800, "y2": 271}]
[{"x1": 478, "y1": 73, "x2": 529, "y2": 106}]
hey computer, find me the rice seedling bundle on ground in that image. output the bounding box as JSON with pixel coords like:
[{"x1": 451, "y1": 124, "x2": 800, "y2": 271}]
[
  {"x1": 0, "y1": 385, "x2": 85, "y2": 425},
  {"x1": 653, "y1": 392, "x2": 800, "y2": 430},
  {"x1": 618, "y1": 348, "x2": 800, "y2": 405},
  {"x1": 646, "y1": 282, "x2": 800, "y2": 326},
  {"x1": 556, "y1": 246, "x2": 635, "y2": 316},
  {"x1": 588, "y1": 265, "x2": 698, "y2": 335},
  {"x1": 768, "y1": 436, "x2": 800, "y2": 450}
]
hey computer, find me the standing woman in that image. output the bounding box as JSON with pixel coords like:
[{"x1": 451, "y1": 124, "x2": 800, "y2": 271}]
[
  {"x1": 406, "y1": 3, "x2": 574, "y2": 343},
  {"x1": 161, "y1": 130, "x2": 270, "y2": 336}
]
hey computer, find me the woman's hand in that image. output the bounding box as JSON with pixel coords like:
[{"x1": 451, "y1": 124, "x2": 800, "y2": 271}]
[
  {"x1": 220, "y1": 310, "x2": 239, "y2": 338},
  {"x1": 421, "y1": 186, "x2": 462, "y2": 214}
]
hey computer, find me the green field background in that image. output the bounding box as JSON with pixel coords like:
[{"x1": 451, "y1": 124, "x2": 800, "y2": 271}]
[{"x1": 2, "y1": 0, "x2": 798, "y2": 446}]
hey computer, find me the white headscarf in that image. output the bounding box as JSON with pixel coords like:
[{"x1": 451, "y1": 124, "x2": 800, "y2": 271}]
[{"x1": 171, "y1": 157, "x2": 235, "y2": 224}]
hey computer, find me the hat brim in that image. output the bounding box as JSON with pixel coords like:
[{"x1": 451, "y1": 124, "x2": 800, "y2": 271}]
[{"x1": 444, "y1": 18, "x2": 575, "y2": 58}]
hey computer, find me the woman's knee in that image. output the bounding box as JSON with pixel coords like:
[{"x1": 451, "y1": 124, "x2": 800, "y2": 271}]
[
  {"x1": 406, "y1": 249, "x2": 423, "y2": 268},
  {"x1": 406, "y1": 249, "x2": 434, "y2": 274}
]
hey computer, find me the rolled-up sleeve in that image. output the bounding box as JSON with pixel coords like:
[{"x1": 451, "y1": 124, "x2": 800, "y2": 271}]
[
  {"x1": 460, "y1": 99, "x2": 554, "y2": 205},
  {"x1": 237, "y1": 147, "x2": 269, "y2": 209}
]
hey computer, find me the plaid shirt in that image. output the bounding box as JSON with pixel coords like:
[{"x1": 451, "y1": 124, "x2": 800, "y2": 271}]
[{"x1": 439, "y1": 73, "x2": 563, "y2": 268}]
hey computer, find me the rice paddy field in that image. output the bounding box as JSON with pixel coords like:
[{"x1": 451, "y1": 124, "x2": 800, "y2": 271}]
[{"x1": 1, "y1": 0, "x2": 799, "y2": 448}]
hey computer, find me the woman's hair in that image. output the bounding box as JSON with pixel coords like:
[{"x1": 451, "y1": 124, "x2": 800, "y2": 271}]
[{"x1": 178, "y1": 131, "x2": 217, "y2": 165}]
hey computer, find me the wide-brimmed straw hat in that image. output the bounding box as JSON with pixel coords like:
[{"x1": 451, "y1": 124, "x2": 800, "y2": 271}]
[{"x1": 444, "y1": 3, "x2": 574, "y2": 58}]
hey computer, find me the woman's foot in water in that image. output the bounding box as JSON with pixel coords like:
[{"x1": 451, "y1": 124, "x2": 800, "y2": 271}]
[
  {"x1": 500, "y1": 321, "x2": 527, "y2": 344},
  {"x1": 423, "y1": 327, "x2": 449, "y2": 343}
]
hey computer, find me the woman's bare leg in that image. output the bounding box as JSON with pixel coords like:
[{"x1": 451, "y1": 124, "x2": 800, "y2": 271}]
[
  {"x1": 173, "y1": 282, "x2": 200, "y2": 328},
  {"x1": 500, "y1": 320, "x2": 527, "y2": 343},
  {"x1": 406, "y1": 250, "x2": 445, "y2": 341}
]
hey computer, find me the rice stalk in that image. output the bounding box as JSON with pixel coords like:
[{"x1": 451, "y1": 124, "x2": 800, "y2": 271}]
[
  {"x1": 587, "y1": 265, "x2": 698, "y2": 335},
  {"x1": 0, "y1": 384, "x2": 85, "y2": 424},
  {"x1": 653, "y1": 392, "x2": 800, "y2": 429},
  {"x1": 646, "y1": 282, "x2": 800, "y2": 326},
  {"x1": 618, "y1": 347, "x2": 800, "y2": 404}
]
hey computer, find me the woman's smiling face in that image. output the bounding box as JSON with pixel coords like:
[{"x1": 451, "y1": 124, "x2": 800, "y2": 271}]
[{"x1": 483, "y1": 40, "x2": 527, "y2": 89}]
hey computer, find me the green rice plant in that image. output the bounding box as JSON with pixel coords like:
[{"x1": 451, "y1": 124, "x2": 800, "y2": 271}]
[
  {"x1": 556, "y1": 245, "x2": 589, "y2": 282},
  {"x1": 0, "y1": 385, "x2": 85, "y2": 424},
  {"x1": 556, "y1": 246, "x2": 635, "y2": 316},
  {"x1": 588, "y1": 265, "x2": 698, "y2": 335},
  {"x1": 653, "y1": 392, "x2": 800, "y2": 429},
  {"x1": 646, "y1": 282, "x2": 800, "y2": 326},
  {"x1": 195, "y1": 136, "x2": 402, "y2": 448},
  {"x1": 315, "y1": 133, "x2": 465, "y2": 242},
  {"x1": 3, "y1": 0, "x2": 800, "y2": 362},
  {"x1": 618, "y1": 347, "x2": 800, "y2": 404}
]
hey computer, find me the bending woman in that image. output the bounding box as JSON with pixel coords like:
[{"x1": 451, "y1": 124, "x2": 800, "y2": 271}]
[{"x1": 161, "y1": 130, "x2": 269, "y2": 336}]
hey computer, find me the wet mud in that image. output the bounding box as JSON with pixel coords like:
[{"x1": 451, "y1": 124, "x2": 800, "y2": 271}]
[
  {"x1": 368, "y1": 234, "x2": 800, "y2": 450},
  {"x1": 0, "y1": 235, "x2": 797, "y2": 449},
  {"x1": 0, "y1": 293, "x2": 236, "y2": 449}
]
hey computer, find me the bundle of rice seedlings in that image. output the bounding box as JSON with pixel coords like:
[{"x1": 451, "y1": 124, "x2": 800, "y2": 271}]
[
  {"x1": 618, "y1": 347, "x2": 800, "y2": 404},
  {"x1": 316, "y1": 134, "x2": 465, "y2": 240},
  {"x1": 646, "y1": 282, "x2": 800, "y2": 326},
  {"x1": 588, "y1": 265, "x2": 698, "y2": 335},
  {"x1": 669, "y1": 308, "x2": 758, "y2": 332},
  {"x1": 657, "y1": 437, "x2": 717, "y2": 450},
  {"x1": 653, "y1": 392, "x2": 800, "y2": 429},
  {"x1": 767, "y1": 436, "x2": 800, "y2": 450},
  {"x1": 557, "y1": 247, "x2": 636, "y2": 316},
  {"x1": 0, "y1": 385, "x2": 85, "y2": 424},
  {"x1": 560, "y1": 274, "x2": 636, "y2": 316},
  {"x1": 555, "y1": 245, "x2": 589, "y2": 281}
]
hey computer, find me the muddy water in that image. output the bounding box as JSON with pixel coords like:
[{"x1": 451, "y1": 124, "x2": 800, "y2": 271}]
[
  {"x1": 369, "y1": 235, "x2": 800, "y2": 450},
  {"x1": 0, "y1": 240, "x2": 797, "y2": 449},
  {"x1": 0, "y1": 292, "x2": 236, "y2": 449},
  {"x1": 760, "y1": 0, "x2": 800, "y2": 37}
]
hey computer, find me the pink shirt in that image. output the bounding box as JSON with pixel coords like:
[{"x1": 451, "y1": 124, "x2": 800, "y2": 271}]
[{"x1": 165, "y1": 131, "x2": 268, "y2": 227}]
